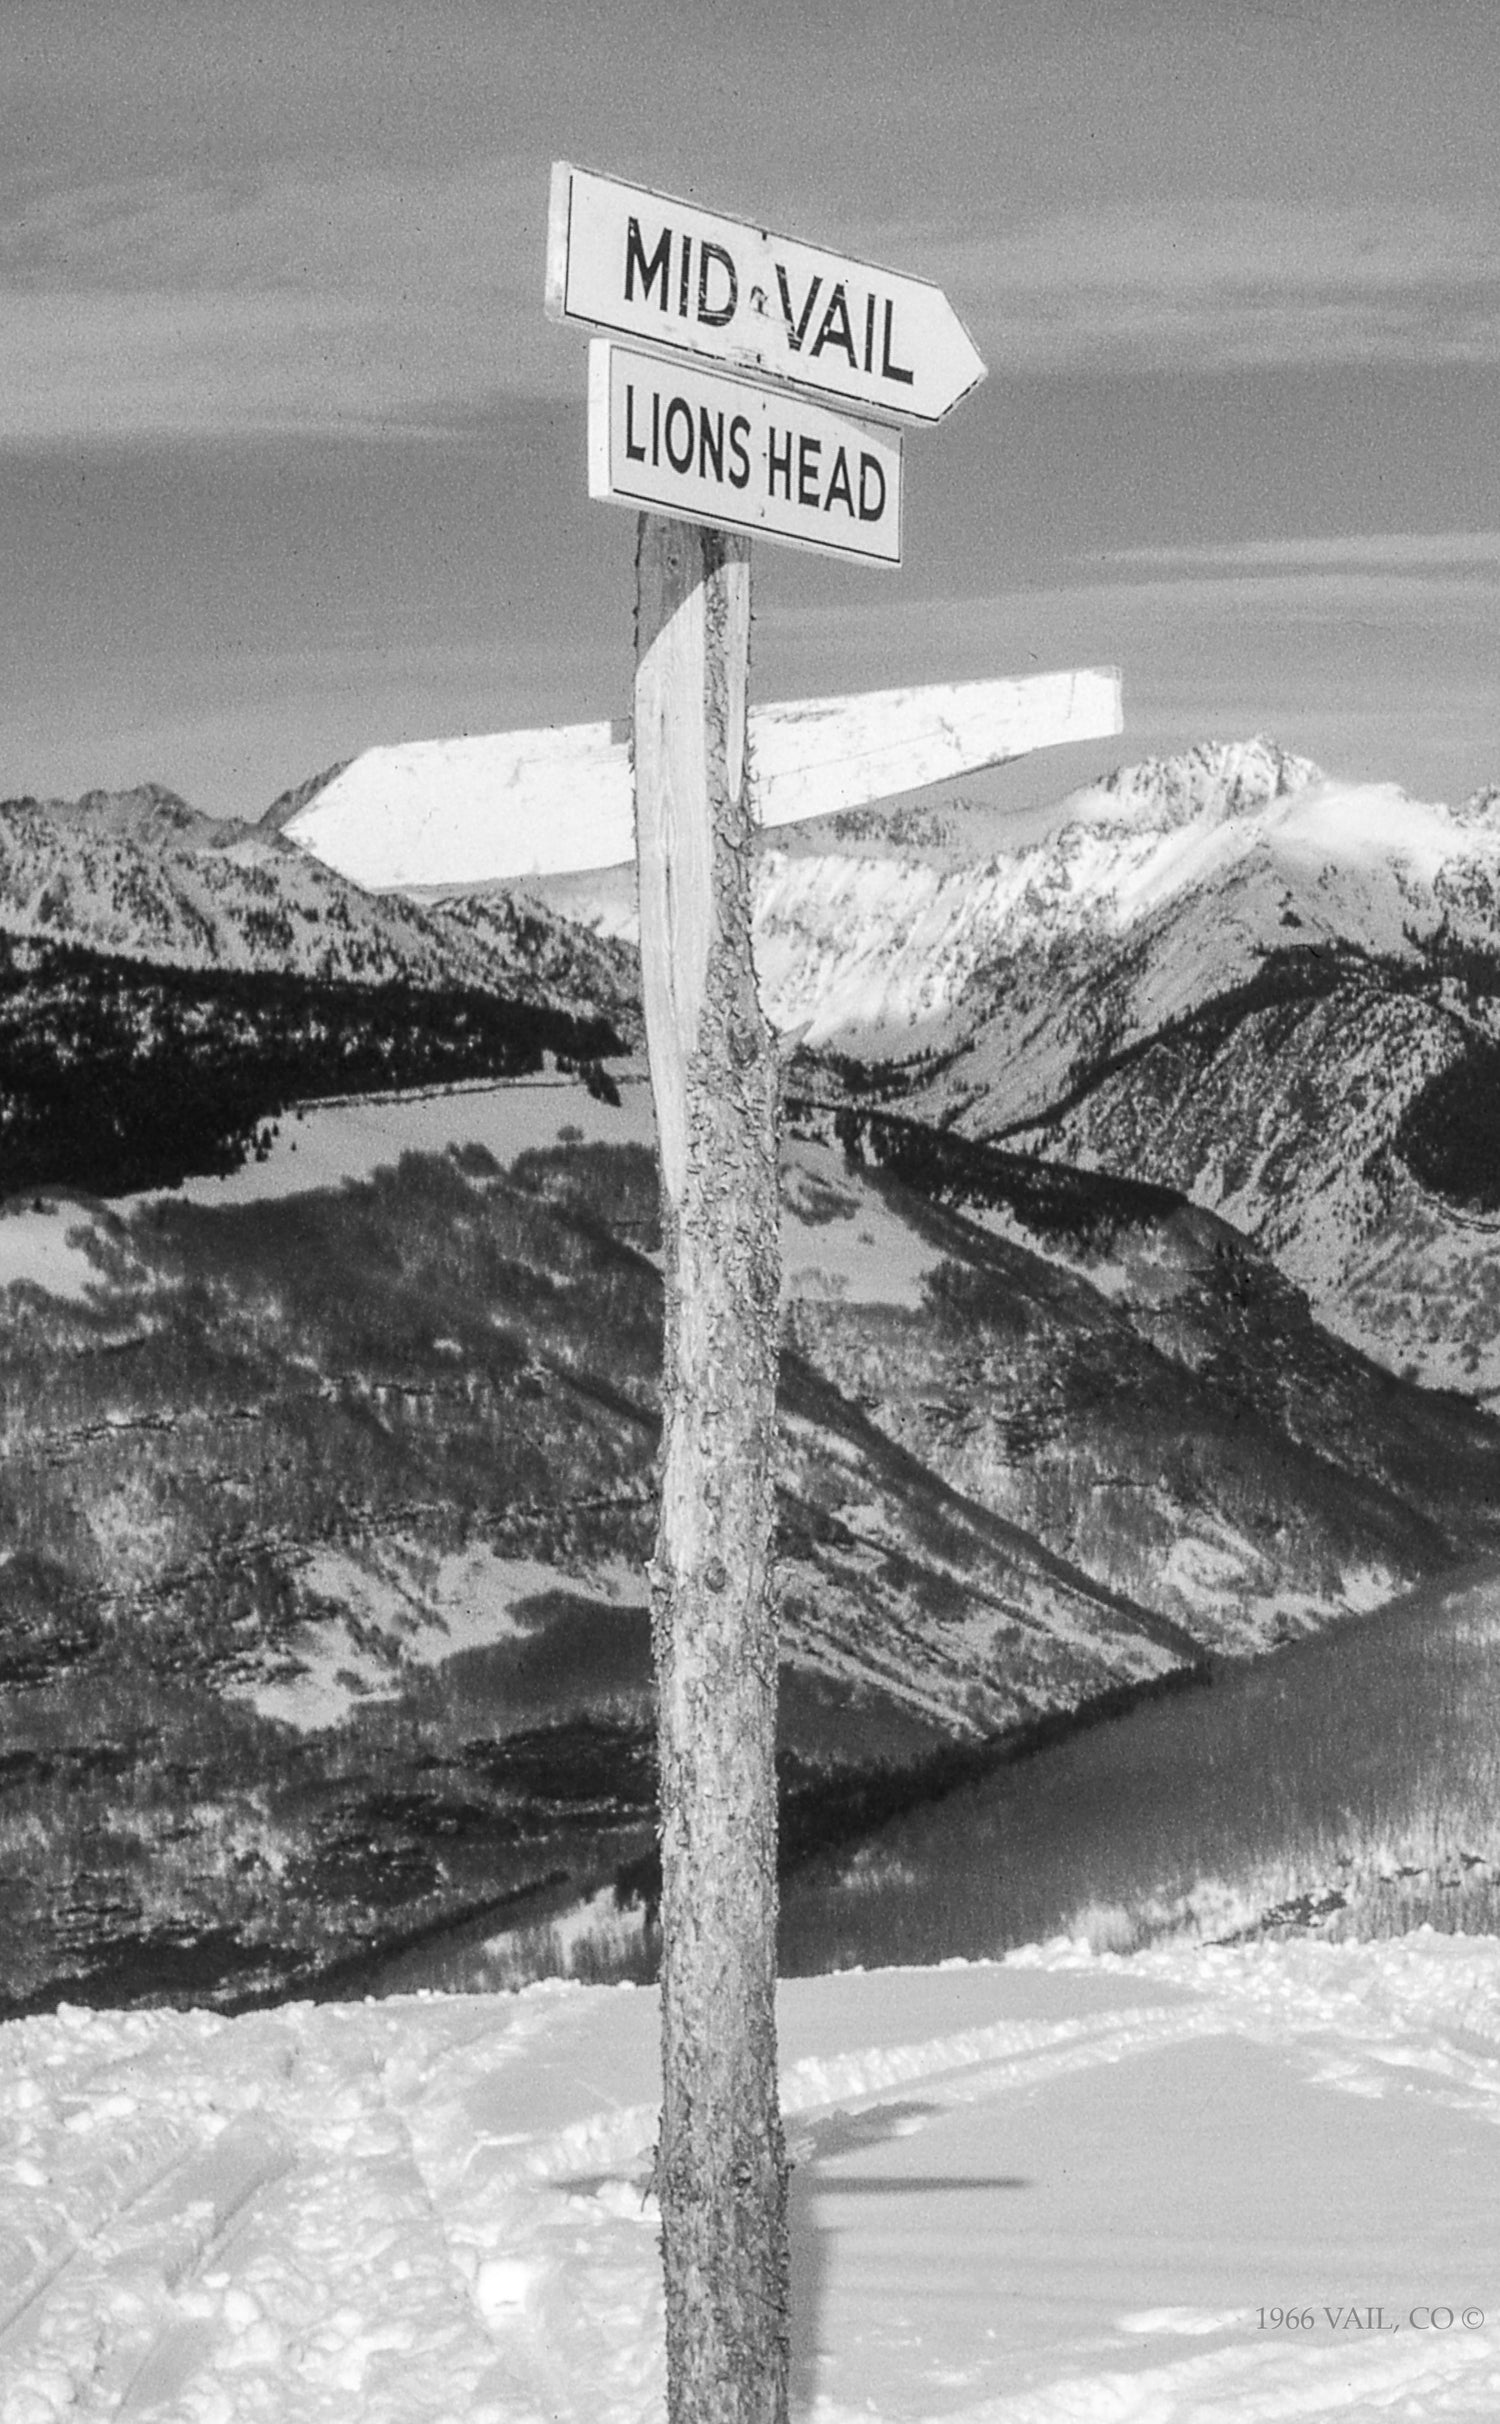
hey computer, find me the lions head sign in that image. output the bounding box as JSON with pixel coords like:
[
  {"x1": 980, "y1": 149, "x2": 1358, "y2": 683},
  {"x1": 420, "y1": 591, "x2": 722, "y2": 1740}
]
[
  {"x1": 588, "y1": 340, "x2": 903, "y2": 563},
  {"x1": 547, "y1": 161, "x2": 985, "y2": 427}
]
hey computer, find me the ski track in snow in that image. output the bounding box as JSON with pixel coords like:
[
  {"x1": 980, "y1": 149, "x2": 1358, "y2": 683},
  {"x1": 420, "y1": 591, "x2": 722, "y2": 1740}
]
[{"x1": 4, "y1": 1936, "x2": 1500, "y2": 2421}]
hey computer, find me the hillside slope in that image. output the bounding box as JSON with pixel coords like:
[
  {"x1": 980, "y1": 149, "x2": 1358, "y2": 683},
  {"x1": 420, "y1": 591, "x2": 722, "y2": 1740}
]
[
  {"x1": 6, "y1": 744, "x2": 1500, "y2": 2012},
  {"x1": 0, "y1": 783, "x2": 640, "y2": 1018},
  {"x1": 0, "y1": 787, "x2": 638, "y2": 1193},
  {"x1": 767, "y1": 742, "x2": 1500, "y2": 1396},
  {"x1": 3, "y1": 1108, "x2": 1497, "y2": 2014},
  {"x1": 494, "y1": 737, "x2": 1500, "y2": 1392}
]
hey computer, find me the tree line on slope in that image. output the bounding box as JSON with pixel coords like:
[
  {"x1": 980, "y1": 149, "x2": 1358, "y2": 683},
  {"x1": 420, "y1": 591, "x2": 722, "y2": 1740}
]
[{"x1": 0, "y1": 938, "x2": 624, "y2": 1194}]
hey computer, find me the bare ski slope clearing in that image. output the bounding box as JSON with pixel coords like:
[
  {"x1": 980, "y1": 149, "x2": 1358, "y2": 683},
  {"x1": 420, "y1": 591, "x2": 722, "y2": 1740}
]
[{"x1": 4, "y1": 1934, "x2": 1500, "y2": 2421}]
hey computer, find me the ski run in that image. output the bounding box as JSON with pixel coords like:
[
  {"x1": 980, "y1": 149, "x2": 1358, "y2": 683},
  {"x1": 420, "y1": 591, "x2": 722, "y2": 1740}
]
[{"x1": 4, "y1": 1931, "x2": 1500, "y2": 2421}]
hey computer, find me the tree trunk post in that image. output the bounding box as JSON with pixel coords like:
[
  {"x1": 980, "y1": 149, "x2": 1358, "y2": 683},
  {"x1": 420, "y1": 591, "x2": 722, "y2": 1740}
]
[{"x1": 633, "y1": 511, "x2": 789, "y2": 2424}]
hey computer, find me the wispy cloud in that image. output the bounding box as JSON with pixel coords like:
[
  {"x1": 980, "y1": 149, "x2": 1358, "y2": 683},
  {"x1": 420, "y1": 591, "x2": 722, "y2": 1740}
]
[
  {"x1": 7, "y1": 167, "x2": 1500, "y2": 445},
  {"x1": 1, "y1": 161, "x2": 567, "y2": 442},
  {"x1": 753, "y1": 562, "x2": 1500, "y2": 805},
  {"x1": 1094, "y1": 532, "x2": 1500, "y2": 574},
  {"x1": 869, "y1": 198, "x2": 1500, "y2": 374}
]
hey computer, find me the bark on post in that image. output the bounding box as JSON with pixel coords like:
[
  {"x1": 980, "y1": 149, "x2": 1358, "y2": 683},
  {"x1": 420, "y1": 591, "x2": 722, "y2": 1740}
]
[{"x1": 633, "y1": 512, "x2": 789, "y2": 2424}]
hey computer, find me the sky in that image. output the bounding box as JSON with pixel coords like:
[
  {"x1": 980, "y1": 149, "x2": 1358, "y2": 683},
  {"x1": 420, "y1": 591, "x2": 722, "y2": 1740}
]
[{"x1": 2, "y1": 0, "x2": 1499, "y2": 822}]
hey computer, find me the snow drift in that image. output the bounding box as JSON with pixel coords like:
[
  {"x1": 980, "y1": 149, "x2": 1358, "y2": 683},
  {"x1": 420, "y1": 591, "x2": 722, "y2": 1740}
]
[{"x1": 3, "y1": 1933, "x2": 1499, "y2": 2420}]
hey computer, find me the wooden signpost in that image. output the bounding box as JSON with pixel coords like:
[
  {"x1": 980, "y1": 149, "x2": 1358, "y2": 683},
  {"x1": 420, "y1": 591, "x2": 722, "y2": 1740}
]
[
  {"x1": 544, "y1": 163, "x2": 1114, "y2": 2424},
  {"x1": 632, "y1": 512, "x2": 786, "y2": 2423}
]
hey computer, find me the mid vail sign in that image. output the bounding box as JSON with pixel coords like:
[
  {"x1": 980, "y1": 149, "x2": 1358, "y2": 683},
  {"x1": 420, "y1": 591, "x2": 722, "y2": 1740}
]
[{"x1": 547, "y1": 160, "x2": 986, "y2": 426}]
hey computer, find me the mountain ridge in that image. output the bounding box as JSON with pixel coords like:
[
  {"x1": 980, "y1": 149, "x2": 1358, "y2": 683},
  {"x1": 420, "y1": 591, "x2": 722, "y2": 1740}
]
[
  {"x1": 743, "y1": 746, "x2": 1500, "y2": 1397},
  {"x1": 10, "y1": 740, "x2": 1500, "y2": 1389},
  {"x1": 0, "y1": 784, "x2": 641, "y2": 1021}
]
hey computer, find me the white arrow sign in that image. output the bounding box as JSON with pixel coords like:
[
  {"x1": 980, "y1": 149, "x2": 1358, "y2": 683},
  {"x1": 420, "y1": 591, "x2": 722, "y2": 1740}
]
[
  {"x1": 281, "y1": 668, "x2": 1122, "y2": 887},
  {"x1": 588, "y1": 342, "x2": 902, "y2": 565},
  {"x1": 547, "y1": 160, "x2": 986, "y2": 426}
]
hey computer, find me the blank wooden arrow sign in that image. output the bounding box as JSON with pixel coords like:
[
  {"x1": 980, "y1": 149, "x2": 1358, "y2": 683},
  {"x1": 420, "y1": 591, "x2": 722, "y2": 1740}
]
[
  {"x1": 280, "y1": 666, "x2": 1122, "y2": 887},
  {"x1": 547, "y1": 161, "x2": 986, "y2": 426}
]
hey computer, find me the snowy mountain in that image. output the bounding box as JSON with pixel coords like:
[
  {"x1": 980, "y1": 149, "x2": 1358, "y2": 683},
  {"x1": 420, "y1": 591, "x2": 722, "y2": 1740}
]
[
  {"x1": 0, "y1": 784, "x2": 638, "y2": 1192},
  {"x1": 511, "y1": 733, "x2": 1468, "y2": 1056},
  {"x1": 868, "y1": 747, "x2": 1500, "y2": 1397},
  {"x1": 6, "y1": 744, "x2": 1500, "y2": 2015},
  {"x1": 516, "y1": 738, "x2": 1500, "y2": 1394},
  {"x1": 548, "y1": 736, "x2": 1493, "y2": 1063},
  {"x1": 265, "y1": 720, "x2": 1500, "y2": 1402},
  {"x1": 0, "y1": 782, "x2": 633, "y2": 1012}
]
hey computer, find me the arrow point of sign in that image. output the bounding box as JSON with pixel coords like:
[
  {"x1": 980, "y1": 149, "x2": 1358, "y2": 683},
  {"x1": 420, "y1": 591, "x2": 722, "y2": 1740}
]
[{"x1": 927, "y1": 303, "x2": 986, "y2": 421}]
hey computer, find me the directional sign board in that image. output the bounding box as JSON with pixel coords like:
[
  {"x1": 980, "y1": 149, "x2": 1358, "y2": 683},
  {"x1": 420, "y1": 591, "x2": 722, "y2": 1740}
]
[
  {"x1": 588, "y1": 341, "x2": 902, "y2": 565},
  {"x1": 548, "y1": 160, "x2": 985, "y2": 425},
  {"x1": 282, "y1": 669, "x2": 1123, "y2": 886}
]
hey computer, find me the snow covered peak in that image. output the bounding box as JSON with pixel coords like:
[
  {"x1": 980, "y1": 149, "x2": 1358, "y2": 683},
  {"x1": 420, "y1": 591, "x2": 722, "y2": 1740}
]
[
  {"x1": 261, "y1": 759, "x2": 358, "y2": 835},
  {"x1": 1458, "y1": 781, "x2": 1500, "y2": 828},
  {"x1": 2, "y1": 781, "x2": 223, "y2": 847},
  {"x1": 747, "y1": 744, "x2": 1500, "y2": 1059},
  {"x1": 1067, "y1": 737, "x2": 1324, "y2": 834},
  {"x1": 73, "y1": 780, "x2": 194, "y2": 821}
]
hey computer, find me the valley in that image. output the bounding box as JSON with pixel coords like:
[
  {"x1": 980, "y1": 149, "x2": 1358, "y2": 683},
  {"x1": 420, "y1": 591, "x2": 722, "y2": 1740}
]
[
  {"x1": 776, "y1": 1554, "x2": 1500, "y2": 1979},
  {"x1": 2, "y1": 741, "x2": 1499, "y2": 2014},
  {"x1": 2, "y1": 1077, "x2": 1498, "y2": 2015}
]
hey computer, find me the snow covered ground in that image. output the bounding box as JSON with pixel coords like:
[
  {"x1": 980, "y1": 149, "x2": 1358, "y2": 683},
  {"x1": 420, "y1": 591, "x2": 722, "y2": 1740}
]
[
  {"x1": 0, "y1": 1073, "x2": 658, "y2": 1303},
  {"x1": 0, "y1": 1074, "x2": 948, "y2": 1332},
  {"x1": 5, "y1": 1933, "x2": 1500, "y2": 2422}
]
